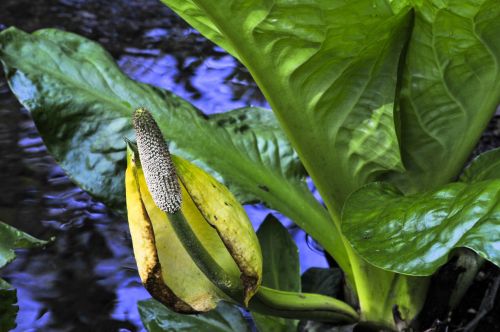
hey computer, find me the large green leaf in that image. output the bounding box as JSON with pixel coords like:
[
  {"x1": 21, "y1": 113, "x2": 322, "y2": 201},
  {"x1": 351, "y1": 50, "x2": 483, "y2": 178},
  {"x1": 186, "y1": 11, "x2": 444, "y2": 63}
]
[
  {"x1": 139, "y1": 299, "x2": 250, "y2": 332},
  {"x1": 0, "y1": 27, "x2": 300, "y2": 209},
  {"x1": 390, "y1": 0, "x2": 500, "y2": 192},
  {"x1": 342, "y1": 180, "x2": 500, "y2": 276},
  {"x1": 0, "y1": 221, "x2": 47, "y2": 269},
  {"x1": 461, "y1": 148, "x2": 500, "y2": 183},
  {"x1": 0, "y1": 221, "x2": 47, "y2": 332},
  {"x1": 252, "y1": 214, "x2": 300, "y2": 332},
  {"x1": 0, "y1": 28, "x2": 346, "y2": 269},
  {"x1": 160, "y1": 0, "x2": 412, "y2": 211}
]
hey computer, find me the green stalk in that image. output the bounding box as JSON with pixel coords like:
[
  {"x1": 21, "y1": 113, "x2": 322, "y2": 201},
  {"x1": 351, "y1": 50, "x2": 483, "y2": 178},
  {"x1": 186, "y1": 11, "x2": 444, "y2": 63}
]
[
  {"x1": 250, "y1": 286, "x2": 359, "y2": 323},
  {"x1": 328, "y1": 207, "x2": 429, "y2": 329},
  {"x1": 327, "y1": 207, "x2": 395, "y2": 326}
]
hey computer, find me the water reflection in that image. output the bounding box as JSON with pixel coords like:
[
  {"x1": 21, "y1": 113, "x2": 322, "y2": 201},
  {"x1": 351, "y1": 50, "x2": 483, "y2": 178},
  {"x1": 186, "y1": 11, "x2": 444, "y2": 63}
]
[{"x1": 0, "y1": 0, "x2": 326, "y2": 331}]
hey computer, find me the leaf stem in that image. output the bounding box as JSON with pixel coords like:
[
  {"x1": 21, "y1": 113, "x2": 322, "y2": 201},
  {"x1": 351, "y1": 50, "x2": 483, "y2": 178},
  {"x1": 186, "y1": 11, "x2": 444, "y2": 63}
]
[{"x1": 250, "y1": 285, "x2": 359, "y2": 323}]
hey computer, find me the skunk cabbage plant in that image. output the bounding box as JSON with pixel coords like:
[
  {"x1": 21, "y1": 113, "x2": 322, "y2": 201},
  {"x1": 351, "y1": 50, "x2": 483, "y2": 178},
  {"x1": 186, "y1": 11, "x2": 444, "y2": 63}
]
[
  {"x1": 1, "y1": 0, "x2": 500, "y2": 330},
  {"x1": 127, "y1": 108, "x2": 263, "y2": 311}
]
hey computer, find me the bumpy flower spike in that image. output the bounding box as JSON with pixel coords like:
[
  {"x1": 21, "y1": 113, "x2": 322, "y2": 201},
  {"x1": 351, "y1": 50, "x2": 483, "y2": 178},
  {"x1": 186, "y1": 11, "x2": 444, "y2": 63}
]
[{"x1": 132, "y1": 108, "x2": 182, "y2": 213}]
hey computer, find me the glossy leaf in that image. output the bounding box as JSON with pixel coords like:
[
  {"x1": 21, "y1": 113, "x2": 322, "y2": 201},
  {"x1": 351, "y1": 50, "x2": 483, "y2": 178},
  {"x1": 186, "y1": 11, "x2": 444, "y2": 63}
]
[
  {"x1": 342, "y1": 180, "x2": 500, "y2": 276},
  {"x1": 0, "y1": 27, "x2": 299, "y2": 209},
  {"x1": 139, "y1": 299, "x2": 250, "y2": 332},
  {"x1": 252, "y1": 214, "x2": 300, "y2": 332},
  {"x1": 0, "y1": 221, "x2": 47, "y2": 269},
  {"x1": 160, "y1": 0, "x2": 412, "y2": 210},
  {"x1": 390, "y1": 0, "x2": 500, "y2": 192},
  {"x1": 461, "y1": 148, "x2": 500, "y2": 183},
  {"x1": 0, "y1": 28, "x2": 341, "y2": 272}
]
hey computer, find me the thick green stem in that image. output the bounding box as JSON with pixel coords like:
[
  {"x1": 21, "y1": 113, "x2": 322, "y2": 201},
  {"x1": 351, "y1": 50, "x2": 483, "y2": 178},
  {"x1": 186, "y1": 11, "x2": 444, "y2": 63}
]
[
  {"x1": 327, "y1": 208, "x2": 394, "y2": 326},
  {"x1": 250, "y1": 286, "x2": 359, "y2": 323},
  {"x1": 328, "y1": 208, "x2": 429, "y2": 330}
]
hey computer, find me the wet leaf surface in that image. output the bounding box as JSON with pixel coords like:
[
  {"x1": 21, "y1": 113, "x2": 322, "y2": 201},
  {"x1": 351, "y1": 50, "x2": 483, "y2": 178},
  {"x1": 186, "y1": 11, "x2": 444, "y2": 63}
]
[{"x1": 139, "y1": 299, "x2": 250, "y2": 332}]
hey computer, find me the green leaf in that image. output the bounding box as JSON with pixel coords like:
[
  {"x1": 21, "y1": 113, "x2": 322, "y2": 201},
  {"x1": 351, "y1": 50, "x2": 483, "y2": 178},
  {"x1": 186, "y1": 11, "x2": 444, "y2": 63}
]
[
  {"x1": 206, "y1": 109, "x2": 305, "y2": 204},
  {"x1": 0, "y1": 221, "x2": 47, "y2": 332},
  {"x1": 301, "y1": 268, "x2": 343, "y2": 299},
  {"x1": 158, "y1": 0, "x2": 412, "y2": 210},
  {"x1": 0, "y1": 279, "x2": 17, "y2": 332},
  {"x1": 342, "y1": 180, "x2": 500, "y2": 276},
  {"x1": 0, "y1": 221, "x2": 47, "y2": 269},
  {"x1": 256, "y1": 215, "x2": 300, "y2": 292},
  {"x1": 253, "y1": 214, "x2": 300, "y2": 332},
  {"x1": 461, "y1": 148, "x2": 500, "y2": 183},
  {"x1": 138, "y1": 299, "x2": 250, "y2": 332},
  {"x1": 0, "y1": 27, "x2": 345, "y2": 270},
  {"x1": 0, "y1": 27, "x2": 306, "y2": 210},
  {"x1": 390, "y1": 0, "x2": 500, "y2": 192}
]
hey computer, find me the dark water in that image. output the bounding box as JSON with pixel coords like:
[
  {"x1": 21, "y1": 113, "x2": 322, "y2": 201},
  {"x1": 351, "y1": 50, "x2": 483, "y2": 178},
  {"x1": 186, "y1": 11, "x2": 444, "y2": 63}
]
[{"x1": 0, "y1": 1, "x2": 327, "y2": 331}]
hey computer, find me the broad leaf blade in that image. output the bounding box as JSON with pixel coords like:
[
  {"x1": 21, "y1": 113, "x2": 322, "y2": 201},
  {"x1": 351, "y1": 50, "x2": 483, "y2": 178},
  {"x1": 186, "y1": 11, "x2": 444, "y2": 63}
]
[
  {"x1": 342, "y1": 181, "x2": 500, "y2": 276},
  {"x1": 158, "y1": 0, "x2": 412, "y2": 209},
  {"x1": 139, "y1": 299, "x2": 250, "y2": 332},
  {"x1": 0, "y1": 28, "x2": 342, "y2": 267},
  {"x1": 206, "y1": 109, "x2": 306, "y2": 203},
  {"x1": 0, "y1": 221, "x2": 47, "y2": 269},
  {"x1": 391, "y1": 0, "x2": 500, "y2": 191},
  {"x1": 461, "y1": 148, "x2": 500, "y2": 183},
  {"x1": 252, "y1": 214, "x2": 300, "y2": 332}
]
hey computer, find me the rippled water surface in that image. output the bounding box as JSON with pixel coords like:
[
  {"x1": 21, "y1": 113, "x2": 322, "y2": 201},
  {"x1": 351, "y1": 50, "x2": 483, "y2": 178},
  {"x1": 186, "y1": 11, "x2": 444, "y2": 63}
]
[{"x1": 0, "y1": 1, "x2": 329, "y2": 331}]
